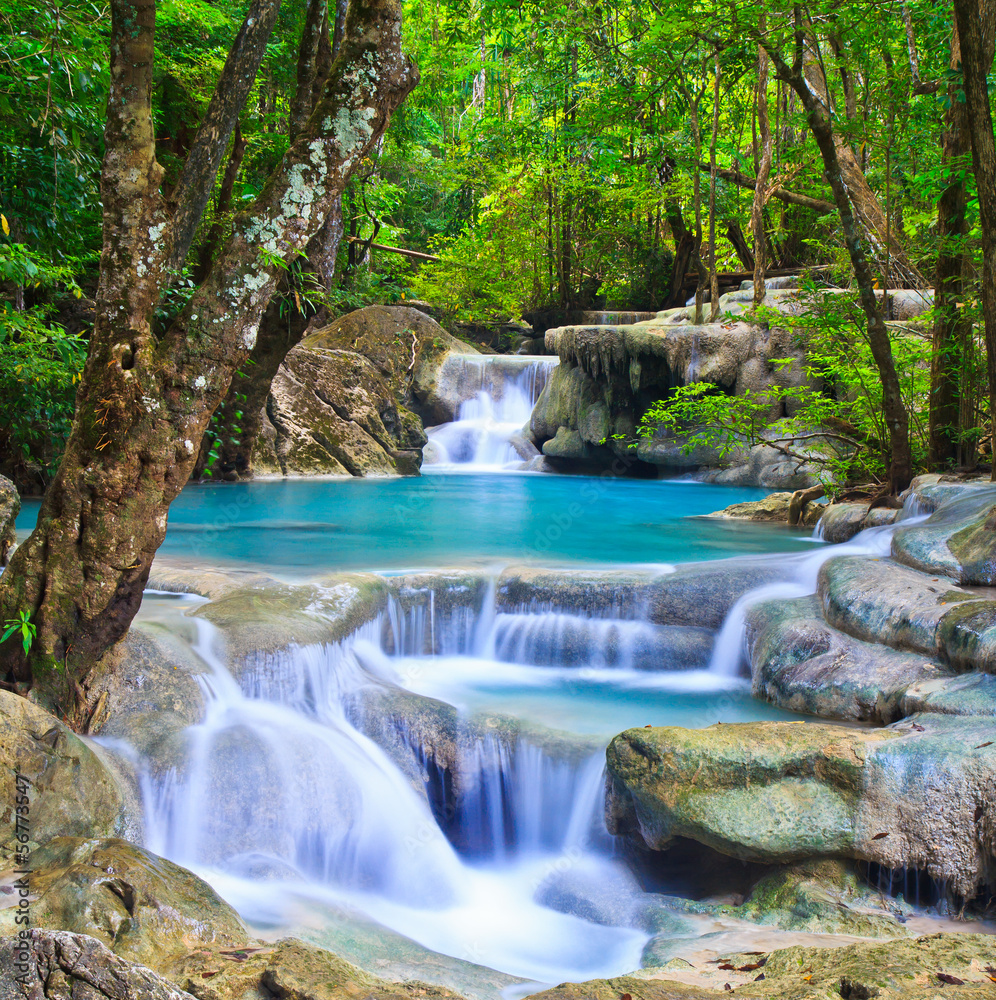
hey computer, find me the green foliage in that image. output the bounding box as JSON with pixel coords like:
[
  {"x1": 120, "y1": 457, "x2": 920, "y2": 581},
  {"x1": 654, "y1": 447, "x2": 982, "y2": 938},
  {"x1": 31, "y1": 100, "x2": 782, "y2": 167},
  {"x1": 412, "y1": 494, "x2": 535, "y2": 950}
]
[
  {"x1": 1, "y1": 611, "x2": 36, "y2": 655},
  {"x1": 638, "y1": 289, "x2": 935, "y2": 487}
]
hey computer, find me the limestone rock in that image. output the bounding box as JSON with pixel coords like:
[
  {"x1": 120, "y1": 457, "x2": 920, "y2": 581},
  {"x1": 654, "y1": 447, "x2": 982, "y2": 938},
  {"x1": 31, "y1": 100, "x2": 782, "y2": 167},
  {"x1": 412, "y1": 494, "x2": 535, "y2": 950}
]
[
  {"x1": 529, "y1": 932, "x2": 996, "y2": 1000},
  {"x1": 817, "y1": 556, "x2": 981, "y2": 656},
  {"x1": 0, "y1": 474, "x2": 18, "y2": 566},
  {"x1": 194, "y1": 573, "x2": 390, "y2": 670},
  {"x1": 257, "y1": 346, "x2": 426, "y2": 477},
  {"x1": 707, "y1": 492, "x2": 824, "y2": 526},
  {"x1": 0, "y1": 930, "x2": 195, "y2": 1000},
  {"x1": 901, "y1": 672, "x2": 996, "y2": 717},
  {"x1": 745, "y1": 596, "x2": 952, "y2": 723},
  {"x1": 734, "y1": 859, "x2": 907, "y2": 938},
  {"x1": 171, "y1": 938, "x2": 466, "y2": 1000},
  {"x1": 892, "y1": 484, "x2": 996, "y2": 582},
  {"x1": 648, "y1": 562, "x2": 786, "y2": 630},
  {"x1": 0, "y1": 692, "x2": 127, "y2": 861},
  {"x1": 254, "y1": 306, "x2": 476, "y2": 477},
  {"x1": 817, "y1": 503, "x2": 900, "y2": 543},
  {"x1": 606, "y1": 715, "x2": 996, "y2": 897},
  {"x1": 0, "y1": 838, "x2": 249, "y2": 970}
]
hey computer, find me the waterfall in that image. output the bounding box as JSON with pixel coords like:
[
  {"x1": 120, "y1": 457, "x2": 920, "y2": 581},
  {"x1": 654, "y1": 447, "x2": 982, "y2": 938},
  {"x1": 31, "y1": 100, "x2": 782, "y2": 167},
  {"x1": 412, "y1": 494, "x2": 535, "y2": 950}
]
[
  {"x1": 128, "y1": 594, "x2": 650, "y2": 985},
  {"x1": 424, "y1": 355, "x2": 557, "y2": 470},
  {"x1": 708, "y1": 515, "x2": 927, "y2": 676}
]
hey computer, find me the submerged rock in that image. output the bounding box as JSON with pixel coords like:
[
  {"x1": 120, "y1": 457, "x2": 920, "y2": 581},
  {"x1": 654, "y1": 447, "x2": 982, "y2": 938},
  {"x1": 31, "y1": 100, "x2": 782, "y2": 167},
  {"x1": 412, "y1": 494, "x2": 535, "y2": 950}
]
[
  {"x1": 0, "y1": 838, "x2": 250, "y2": 970},
  {"x1": 606, "y1": 716, "x2": 996, "y2": 897},
  {"x1": 0, "y1": 473, "x2": 18, "y2": 566}
]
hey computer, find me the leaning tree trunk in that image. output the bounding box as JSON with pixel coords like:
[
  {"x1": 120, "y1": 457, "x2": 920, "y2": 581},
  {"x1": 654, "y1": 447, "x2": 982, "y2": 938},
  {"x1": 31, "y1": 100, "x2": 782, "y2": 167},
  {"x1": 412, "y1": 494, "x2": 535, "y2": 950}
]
[
  {"x1": 0, "y1": 0, "x2": 418, "y2": 707},
  {"x1": 195, "y1": 0, "x2": 348, "y2": 480},
  {"x1": 665, "y1": 200, "x2": 695, "y2": 308},
  {"x1": 760, "y1": 12, "x2": 912, "y2": 492},
  {"x1": 929, "y1": 10, "x2": 971, "y2": 469},
  {"x1": 803, "y1": 42, "x2": 925, "y2": 289},
  {"x1": 952, "y1": 0, "x2": 996, "y2": 480}
]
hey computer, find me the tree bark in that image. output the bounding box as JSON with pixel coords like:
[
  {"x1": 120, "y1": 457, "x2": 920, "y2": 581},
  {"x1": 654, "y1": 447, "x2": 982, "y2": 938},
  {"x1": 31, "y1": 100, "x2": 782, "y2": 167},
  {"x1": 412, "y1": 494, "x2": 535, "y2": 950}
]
[
  {"x1": 952, "y1": 0, "x2": 996, "y2": 480},
  {"x1": 929, "y1": 11, "x2": 971, "y2": 469},
  {"x1": 802, "y1": 40, "x2": 925, "y2": 289},
  {"x1": 752, "y1": 11, "x2": 773, "y2": 309},
  {"x1": 708, "y1": 51, "x2": 721, "y2": 322},
  {"x1": 0, "y1": 0, "x2": 418, "y2": 703},
  {"x1": 725, "y1": 220, "x2": 755, "y2": 272},
  {"x1": 759, "y1": 10, "x2": 912, "y2": 492},
  {"x1": 167, "y1": 0, "x2": 284, "y2": 273},
  {"x1": 665, "y1": 200, "x2": 695, "y2": 308}
]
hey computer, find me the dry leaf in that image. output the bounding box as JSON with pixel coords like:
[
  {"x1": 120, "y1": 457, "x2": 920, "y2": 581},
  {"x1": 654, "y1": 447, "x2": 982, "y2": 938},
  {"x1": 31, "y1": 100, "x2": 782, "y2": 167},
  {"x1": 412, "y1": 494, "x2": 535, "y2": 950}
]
[
  {"x1": 974, "y1": 742, "x2": 993, "y2": 749},
  {"x1": 872, "y1": 831, "x2": 889, "y2": 840},
  {"x1": 936, "y1": 973, "x2": 965, "y2": 985}
]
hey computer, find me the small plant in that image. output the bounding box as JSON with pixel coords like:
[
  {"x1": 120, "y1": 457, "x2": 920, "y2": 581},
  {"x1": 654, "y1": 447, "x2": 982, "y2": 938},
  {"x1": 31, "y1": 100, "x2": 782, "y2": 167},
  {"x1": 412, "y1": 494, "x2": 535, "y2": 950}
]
[{"x1": 2, "y1": 611, "x2": 36, "y2": 655}]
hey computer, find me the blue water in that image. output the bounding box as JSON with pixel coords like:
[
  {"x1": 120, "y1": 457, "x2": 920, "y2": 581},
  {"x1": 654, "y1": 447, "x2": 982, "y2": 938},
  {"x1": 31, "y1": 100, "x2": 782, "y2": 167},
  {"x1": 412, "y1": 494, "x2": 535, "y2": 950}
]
[{"x1": 16, "y1": 473, "x2": 817, "y2": 573}]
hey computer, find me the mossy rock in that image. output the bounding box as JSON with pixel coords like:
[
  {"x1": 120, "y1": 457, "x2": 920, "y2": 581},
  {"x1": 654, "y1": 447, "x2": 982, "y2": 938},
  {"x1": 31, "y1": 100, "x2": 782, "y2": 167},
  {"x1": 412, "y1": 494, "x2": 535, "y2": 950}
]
[
  {"x1": 0, "y1": 473, "x2": 18, "y2": 566},
  {"x1": 733, "y1": 860, "x2": 907, "y2": 938},
  {"x1": 0, "y1": 692, "x2": 129, "y2": 861},
  {"x1": 0, "y1": 838, "x2": 250, "y2": 972}
]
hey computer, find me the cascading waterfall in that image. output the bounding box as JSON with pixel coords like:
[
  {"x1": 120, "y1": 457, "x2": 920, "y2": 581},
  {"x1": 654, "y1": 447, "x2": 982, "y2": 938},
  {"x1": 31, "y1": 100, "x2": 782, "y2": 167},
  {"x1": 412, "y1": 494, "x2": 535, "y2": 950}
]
[
  {"x1": 118, "y1": 512, "x2": 937, "y2": 987},
  {"x1": 709, "y1": 513, "x2": 928, "y2": 675},
  {"x1": 424, "y1": 355, "x2": 557, "y2": 469}
]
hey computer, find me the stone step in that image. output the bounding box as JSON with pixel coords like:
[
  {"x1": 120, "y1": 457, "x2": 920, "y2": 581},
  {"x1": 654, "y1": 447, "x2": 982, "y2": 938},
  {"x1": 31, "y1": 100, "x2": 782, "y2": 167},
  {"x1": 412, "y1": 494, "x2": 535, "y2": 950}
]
[
  {"x1": 745, "y1": 595, "x2": 954, "y2": 723},
  {"x1": 605, "y1": 714, "x2": 996, "y2": 898},
  {"x1": 900, "y1": 672, "x2": 996, "y2": 718},
  {"x1": 816, "y1": 555, "x2": 996, "y2": 663}
]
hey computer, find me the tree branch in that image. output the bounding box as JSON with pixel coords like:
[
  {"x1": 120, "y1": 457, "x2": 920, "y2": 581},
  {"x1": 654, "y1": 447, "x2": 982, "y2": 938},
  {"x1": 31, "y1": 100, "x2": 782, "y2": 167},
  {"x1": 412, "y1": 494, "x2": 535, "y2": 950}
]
[
  {"x1": 290, "y1": 0, "x2": 328, "y2": 142},
  {"x1": 698, "y1": 163, "x2": 835, "y2": 214},
  {"x1": 167, "y1": 0, "x2": 283, "y2": 274}
]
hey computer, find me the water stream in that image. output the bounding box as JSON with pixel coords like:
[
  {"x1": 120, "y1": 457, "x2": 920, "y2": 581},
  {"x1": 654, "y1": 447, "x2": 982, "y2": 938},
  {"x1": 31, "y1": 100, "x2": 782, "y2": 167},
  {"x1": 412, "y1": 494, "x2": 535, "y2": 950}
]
[{"x1": 20, "y1": 361, "x2": 951, "y2": 991}]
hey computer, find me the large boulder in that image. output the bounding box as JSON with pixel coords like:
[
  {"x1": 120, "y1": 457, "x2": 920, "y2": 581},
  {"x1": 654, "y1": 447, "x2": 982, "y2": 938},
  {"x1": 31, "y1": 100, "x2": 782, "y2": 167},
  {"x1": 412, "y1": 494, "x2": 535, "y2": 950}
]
[
  {"x1": 0, "y1": 474, "x2": 18, "y2": 566},
  {"x1": 0, "y1": 930, "x2": 196, "y2": 1000},
  {"x1": 0, "y1": 838, "x2": 250, "y2": 970},
  {"x1": 254, "y1": 306, "x2": 478, "y2": 477},
  {"x1": 606, "y1": 715, "x2": 996, "y2": 898},
  {"x1": 0, "y1": 692, "x2": 131, "y2": 861}
]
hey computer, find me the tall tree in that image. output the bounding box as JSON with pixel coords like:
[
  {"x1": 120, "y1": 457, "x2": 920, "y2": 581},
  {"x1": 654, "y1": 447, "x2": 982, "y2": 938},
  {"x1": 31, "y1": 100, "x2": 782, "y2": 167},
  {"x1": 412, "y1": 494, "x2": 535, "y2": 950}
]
[
  {"x1": 0, "y1": 0, "x2": 417, "y2": 705},
  {"x1": 756, "y1": 8, "x2": 913, "y2": 491},
  {"x1": 952, "y1": 0, "x2": 996, "y2": 480}
]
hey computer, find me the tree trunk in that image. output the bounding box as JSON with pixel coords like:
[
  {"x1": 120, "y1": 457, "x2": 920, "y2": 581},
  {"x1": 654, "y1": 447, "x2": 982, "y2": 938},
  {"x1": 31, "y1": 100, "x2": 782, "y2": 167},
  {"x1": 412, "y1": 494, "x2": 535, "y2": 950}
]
[
  {"x1": 708, "y1": 51, "x2": 721, "y2": 322},
  {"x1": 752, "y1": 12, "x2": 773, "y2": 309},
  {"x1": 726, "y1": 220, "x2": 755, "y2": 272},
  {"x1": 0, "y1": 0, "x2": 417, "y2": 704},
  {"x1": 690, "y1": 93, "x2": 707, "y2": 324},
  {"x1": 929, "y1": 11, "x2": 971, "y2": 469},
  {"x1": 761, "y1": 12, "x2": 912, "y2": 492},
  {"x1": 803, "y1": 41, "x2": 925, "y2": 289},
  {"x1": 952, "y1": 0, "x2": 996, "y2": 480},
  {"x1": 195, "y1": 0, "x2": 348, "y2": 481},
  {"x1": 665, "y1": 200, "x2": 695, "y2": 308}
]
